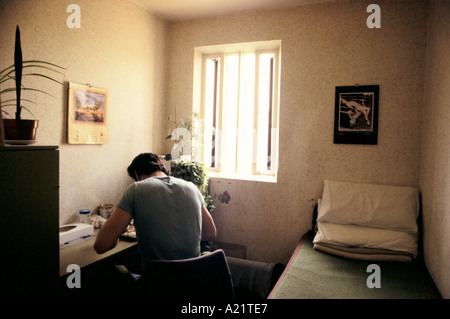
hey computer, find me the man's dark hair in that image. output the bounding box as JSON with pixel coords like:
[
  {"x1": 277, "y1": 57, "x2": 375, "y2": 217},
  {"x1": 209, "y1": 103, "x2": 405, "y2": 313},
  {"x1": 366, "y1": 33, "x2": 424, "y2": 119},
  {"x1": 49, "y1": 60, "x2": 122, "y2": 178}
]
[{"x1": 127, "y1": 153, "x2": 169, "y2": 180}]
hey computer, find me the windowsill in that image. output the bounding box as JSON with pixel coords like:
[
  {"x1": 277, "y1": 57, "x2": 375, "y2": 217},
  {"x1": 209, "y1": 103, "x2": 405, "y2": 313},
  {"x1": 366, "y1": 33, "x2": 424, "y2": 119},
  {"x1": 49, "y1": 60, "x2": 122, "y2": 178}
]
[{"x1": 207, "y1": 170, "x2": 277, "y2": 183}]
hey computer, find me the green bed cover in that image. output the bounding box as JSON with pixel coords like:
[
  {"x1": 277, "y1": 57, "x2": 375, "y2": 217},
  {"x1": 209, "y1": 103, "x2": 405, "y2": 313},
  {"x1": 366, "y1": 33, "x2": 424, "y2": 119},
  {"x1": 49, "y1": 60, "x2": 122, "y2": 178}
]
[{"x1": 269, "y1": 232, "x2": 435, "y2": 299}]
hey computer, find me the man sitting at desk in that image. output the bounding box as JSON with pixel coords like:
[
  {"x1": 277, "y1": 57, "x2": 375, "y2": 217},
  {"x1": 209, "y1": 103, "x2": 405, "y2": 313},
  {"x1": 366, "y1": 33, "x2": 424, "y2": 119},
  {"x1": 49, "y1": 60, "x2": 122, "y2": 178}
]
[{"x1": 94, "y1": 152, "x2": 217, "y2": 274}]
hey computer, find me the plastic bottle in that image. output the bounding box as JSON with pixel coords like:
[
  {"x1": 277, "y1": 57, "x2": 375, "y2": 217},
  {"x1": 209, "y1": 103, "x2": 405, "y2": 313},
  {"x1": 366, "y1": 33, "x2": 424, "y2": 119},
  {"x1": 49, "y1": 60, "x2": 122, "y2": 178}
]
[{"x1": 78, "y1": 209, "x2": 90, "y2": 224}]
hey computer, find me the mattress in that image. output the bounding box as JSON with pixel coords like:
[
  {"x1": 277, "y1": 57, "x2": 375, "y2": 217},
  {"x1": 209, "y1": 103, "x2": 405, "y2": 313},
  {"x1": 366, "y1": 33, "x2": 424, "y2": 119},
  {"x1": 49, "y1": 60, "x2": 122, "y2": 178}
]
[{"x1": 268, "y1": 232, "x2": 434, "y2": 299}]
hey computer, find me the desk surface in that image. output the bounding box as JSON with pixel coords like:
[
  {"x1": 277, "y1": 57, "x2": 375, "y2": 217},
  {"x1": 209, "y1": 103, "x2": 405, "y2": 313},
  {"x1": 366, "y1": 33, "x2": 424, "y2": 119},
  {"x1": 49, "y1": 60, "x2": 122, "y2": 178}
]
[{"x1": 59, "y1": 232, "x2": 137, "y2": 276}]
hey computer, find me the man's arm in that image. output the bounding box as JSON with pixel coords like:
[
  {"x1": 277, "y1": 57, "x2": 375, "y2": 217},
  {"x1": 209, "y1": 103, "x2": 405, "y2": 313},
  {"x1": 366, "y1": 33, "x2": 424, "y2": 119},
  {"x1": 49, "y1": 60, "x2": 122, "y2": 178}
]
[
  {"x1": 94, "y1": 207, "x2": 132, "y2": 254},
  {"x1": 201, "y1": 205, "x2": 217, "y2": 242}
]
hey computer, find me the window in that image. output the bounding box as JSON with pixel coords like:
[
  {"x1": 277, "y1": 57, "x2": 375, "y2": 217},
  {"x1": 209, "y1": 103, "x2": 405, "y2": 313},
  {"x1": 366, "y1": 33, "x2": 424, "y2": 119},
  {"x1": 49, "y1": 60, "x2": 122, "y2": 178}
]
[{"x1": 193, "y1": 41, "x2": 281, "y2": 182}]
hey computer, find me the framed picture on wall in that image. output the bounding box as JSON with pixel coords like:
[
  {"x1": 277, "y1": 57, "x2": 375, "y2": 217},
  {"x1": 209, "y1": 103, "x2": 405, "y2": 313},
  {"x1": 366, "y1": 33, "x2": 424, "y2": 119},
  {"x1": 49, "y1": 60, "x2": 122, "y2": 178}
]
[
  {"x1": 67, "y1": 82, "x2": 109, "y2": 144},
  {"x1": 334, "y1": 85, "x2": 379, "y2": 145}
]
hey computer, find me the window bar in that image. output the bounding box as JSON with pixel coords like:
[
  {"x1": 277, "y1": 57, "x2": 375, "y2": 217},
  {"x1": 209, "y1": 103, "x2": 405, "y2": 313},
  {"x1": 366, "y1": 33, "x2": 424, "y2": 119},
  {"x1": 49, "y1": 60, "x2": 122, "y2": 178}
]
[
  {"x1": 211, "y1": 58, "x2": 219, "y2": 168},
  {"x1": 267, "y1": 57, "x2": 274, "y2": 171},
  {"x1": 235, "y1": 53, "x2": 242, "y2": 175}
]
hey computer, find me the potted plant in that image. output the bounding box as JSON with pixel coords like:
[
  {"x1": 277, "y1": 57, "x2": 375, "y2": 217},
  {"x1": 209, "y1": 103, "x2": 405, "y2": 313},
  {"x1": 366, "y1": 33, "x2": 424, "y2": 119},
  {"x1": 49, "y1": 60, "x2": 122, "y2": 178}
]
[
  {"x1": 0, "y1": 25, "x2": 65, "y2": 144},
  {"x1": 170, "y1": 159, "x2": 215, "y2": 212},
  {"x1": 165, "y1": 112, "x2": 215, "y2": 213}
]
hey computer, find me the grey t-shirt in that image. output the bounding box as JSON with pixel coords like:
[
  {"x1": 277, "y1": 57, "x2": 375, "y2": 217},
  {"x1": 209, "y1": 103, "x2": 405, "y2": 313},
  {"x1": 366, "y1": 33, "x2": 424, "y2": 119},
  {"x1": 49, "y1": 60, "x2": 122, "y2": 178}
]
[{"x1": 117, "y1": 176, "x2": 204, "y2": 271}]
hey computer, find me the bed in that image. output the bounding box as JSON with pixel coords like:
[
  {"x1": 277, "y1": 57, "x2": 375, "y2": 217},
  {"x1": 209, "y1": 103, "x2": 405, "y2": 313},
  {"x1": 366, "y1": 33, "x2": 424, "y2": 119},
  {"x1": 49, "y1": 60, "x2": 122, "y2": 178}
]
[{"x1": 268, "y1": 179, "x2": 440, "y2": 299}]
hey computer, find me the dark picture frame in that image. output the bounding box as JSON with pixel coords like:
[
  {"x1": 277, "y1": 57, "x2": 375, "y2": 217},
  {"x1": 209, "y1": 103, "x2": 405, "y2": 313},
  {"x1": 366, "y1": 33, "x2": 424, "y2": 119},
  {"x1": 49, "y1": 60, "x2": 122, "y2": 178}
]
[{"x1": 334, "y1": 85, "x2": 379, "y2": 145}]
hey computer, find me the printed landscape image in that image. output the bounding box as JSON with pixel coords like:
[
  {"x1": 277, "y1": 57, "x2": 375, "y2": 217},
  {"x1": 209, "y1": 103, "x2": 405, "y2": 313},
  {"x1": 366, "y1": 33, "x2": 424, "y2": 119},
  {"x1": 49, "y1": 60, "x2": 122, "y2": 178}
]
[{"x1": 74, "y1": 89, "x2": 106, "y2": 123}]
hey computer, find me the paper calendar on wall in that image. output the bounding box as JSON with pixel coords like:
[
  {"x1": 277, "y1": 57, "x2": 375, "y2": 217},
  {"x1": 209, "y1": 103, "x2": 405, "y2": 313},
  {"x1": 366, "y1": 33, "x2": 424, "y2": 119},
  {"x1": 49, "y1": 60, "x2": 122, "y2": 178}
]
[{"x1": 67, "y1": 82, "x2": 109, "y2": 144}]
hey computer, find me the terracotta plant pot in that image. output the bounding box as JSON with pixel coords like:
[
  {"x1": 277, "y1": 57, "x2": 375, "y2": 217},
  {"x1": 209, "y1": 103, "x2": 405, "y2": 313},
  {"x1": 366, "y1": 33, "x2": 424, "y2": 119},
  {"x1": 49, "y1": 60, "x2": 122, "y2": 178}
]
[{"x1": 3, "y1": 119, "x2": 39, "y2": 142}]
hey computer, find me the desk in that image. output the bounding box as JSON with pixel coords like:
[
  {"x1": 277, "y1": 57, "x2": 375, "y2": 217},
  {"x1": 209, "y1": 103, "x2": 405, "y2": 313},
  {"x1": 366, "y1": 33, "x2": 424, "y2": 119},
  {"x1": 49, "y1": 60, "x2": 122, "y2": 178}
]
[{"x1": 60, "y1": 231, "x2": 137, "y2": 277}]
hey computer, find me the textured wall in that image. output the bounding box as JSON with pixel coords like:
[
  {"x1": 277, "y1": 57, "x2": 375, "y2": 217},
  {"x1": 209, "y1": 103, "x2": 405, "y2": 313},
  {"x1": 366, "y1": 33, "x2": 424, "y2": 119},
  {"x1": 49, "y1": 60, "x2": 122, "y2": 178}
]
[
  {"x1": 0, "y1": 0, "x2": 169, "y2": 223},
  {"x1": 167, "y1": 0, "x2": 429, "y2": 263},
  {"x1": 420, "y1": 0, "x2": 450, "y2": 299},
  {"x1": 2, "y1": 0, "x2": 446, "y2": 299}
]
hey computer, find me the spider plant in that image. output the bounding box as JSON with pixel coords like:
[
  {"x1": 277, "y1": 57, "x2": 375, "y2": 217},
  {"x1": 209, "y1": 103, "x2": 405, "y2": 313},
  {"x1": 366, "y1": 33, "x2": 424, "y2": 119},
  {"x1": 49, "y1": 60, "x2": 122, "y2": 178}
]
[{"x1": 0, "y1": 26, "x2": 65, "y2": 120}]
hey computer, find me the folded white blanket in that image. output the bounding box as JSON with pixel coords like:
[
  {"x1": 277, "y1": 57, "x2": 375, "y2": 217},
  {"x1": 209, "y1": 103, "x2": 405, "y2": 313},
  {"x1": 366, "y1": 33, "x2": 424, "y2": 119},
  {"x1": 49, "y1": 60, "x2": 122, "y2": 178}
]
[
  {"x1": 313, "y1": 180, "x2": 420, "y2": 261},
  {"x1": 313, "y1": 222, "x2": 418, "y2": 257}
]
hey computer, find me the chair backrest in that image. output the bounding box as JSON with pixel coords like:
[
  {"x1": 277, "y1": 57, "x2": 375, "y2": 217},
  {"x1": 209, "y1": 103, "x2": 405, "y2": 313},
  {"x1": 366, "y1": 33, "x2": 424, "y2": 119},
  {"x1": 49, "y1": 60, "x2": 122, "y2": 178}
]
[{"x1": 136, "y1": 249, "x2": 234, "y2": 299}]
